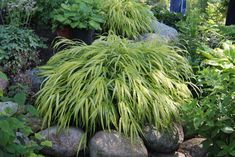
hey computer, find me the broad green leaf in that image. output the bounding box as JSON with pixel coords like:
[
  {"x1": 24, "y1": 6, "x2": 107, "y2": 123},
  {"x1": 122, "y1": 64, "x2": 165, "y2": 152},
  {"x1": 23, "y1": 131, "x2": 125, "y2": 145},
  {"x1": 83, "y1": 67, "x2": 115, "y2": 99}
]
[
  {"x1": 0, "y1": 71, "x2": 7, "y2": 81},
  {"x1": 40, "y1": 141, "x2": 52, "y2": 147},
  {"x1": 13, "y1": 92, "x2": 26, "y2": 106},
  {"x1": 221, "y1": 127, "x2": 234, "y2": 134},
  {"x1": 35, "y1": 133, "x2": 43, "y2": 140},
  {"x1": 26, "y1": 105, "x2": 39, "y2": 116}
]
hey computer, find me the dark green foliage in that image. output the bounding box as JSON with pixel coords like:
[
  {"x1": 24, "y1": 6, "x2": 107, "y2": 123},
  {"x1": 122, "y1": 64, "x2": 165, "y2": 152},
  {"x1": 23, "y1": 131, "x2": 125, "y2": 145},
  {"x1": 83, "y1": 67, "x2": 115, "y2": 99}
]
[
  {"x1": 0, "y1": 107, "x2": 50, "y2": 157},
  {"x1": 176, "y1": 9, "x2": 225, "y2": 68},
  {"x1": 219, "y1": 25, "x2": 235, "y2": 41},
  {"x1": 3, "y1": 84, "x2": 28, "y2": 106},
  {"x1": 182, "y1": 42, "x2": 235, "y2": 157},
  {"x1": 34, "y1": 0, "x2": 65, "y2": 25},
  {"x1": 0, "y1": 25, "x2": 46, "y2": 74},
  {"x1": 0, "y1": 116, "x2": 36, "y2": 157},
  {"x1": 0, "y1": 0, "x2": 37, "y2": 27},
  {"x1": 151, "y1": 5, "x2": 184, "y2": 29},
  {"x1": 176, "y1": 9, "x2": 205, "y2": 66},
  {"x1": 0, "y1": 70, "x2": 8, "y2": 96},
  {"x1": 0, "y1": 73, "x2": 50, "y2": 157},
  {"x1": 177, "y1": 0, "x2": 231, "y2": 59},
  {"x1": 52, "y1": 0, "x2": 104, "y2": 31},
  {"x1": 144, "y1": 0, "x2": 168, "y2": 7}
]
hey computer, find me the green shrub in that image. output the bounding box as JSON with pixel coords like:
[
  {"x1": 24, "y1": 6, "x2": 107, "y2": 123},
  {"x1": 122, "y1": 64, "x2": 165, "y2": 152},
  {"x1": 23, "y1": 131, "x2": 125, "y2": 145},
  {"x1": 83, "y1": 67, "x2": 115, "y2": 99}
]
[
  {"x1": 0, "y1": 25, "x2": 46, "y2": 74},
  {"x1": 0, "y1": 72, "x2": 50, "y2": 157},
  {"x1": 176, "y1": 9, "x2": 225, "y2": 68},
  {"x1": 0, "y1": 70, "x2": 8, "y2": 96},
  {"x1": 34, "y1": 0, "x2": 65, "y2": 25},
  {"x1": 151, "y1": 5, "x2": 184, "y2": 29},
  {"x1": 189, "y1": 0, "x2": 228, "y2": 15},
  {"x1": 144, "y1": 0, "x2": 169, "y2": 8},
  {"x1": 0, "y1": 116, "x2": 34, "y2": 156},
  {"x1": 51, "y1": 0, "x2": 104, "y2": 31},
  {"x1": 0, "y1": 0, "x2": 37, "y2": 27},
  {"x1": 0, "y1": 115, "x2": 49, "y2": 157},
  {"x1": 182, "y1": 41, "x2": 235, "y2": 157},
  {"x1": 102, "y1": 0, "x2": 154, "y2": 38},
  {"x1": 176, "y1": 9, "x2": 204, "y2": 66},
  {"x1": 219, "y1": 25, "x2": 235, "y2": 41},
  {"x1": 36, "y1": 35, "x2": 193, "y2": 143},
  {"x1": 205, "y1": 2, "x2": 226, "y2": 25}
]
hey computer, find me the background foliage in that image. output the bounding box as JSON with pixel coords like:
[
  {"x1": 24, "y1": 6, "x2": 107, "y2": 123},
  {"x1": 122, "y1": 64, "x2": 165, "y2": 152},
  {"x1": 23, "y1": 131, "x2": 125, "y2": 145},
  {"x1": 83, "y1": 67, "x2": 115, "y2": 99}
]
[
  {"x1": 34, "y1": 0, "x2": 65, "y2": 25},
  {"x1": 151, "y1": 5, "x2": 184, "y2": 29},
  {"x1": 0, "y1": 72, "x2": 50, "y2": 157},
  {"x1": 0, "y1": 0, "x2": 37, "y2": 27},
  {"x1": 182, "y1": 42, "x2": 235, "y2": 157},
  {"x1": 0, "y1": 25, "x2": 45, "y2": 74},
  {"x1": 51, "y1": 0, "x2": 104, "y2": 31}
]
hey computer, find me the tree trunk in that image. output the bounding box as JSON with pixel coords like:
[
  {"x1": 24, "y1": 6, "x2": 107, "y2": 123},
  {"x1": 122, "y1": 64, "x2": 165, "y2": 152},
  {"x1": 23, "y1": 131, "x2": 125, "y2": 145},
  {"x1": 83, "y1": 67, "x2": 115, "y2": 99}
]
[{"x1": 226, "y1": 0, "x2": 235, "y2": 25}]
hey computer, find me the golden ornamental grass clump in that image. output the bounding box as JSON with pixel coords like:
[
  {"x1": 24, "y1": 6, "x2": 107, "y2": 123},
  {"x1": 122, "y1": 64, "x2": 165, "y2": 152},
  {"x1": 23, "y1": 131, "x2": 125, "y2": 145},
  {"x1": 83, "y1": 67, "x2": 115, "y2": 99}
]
[
  {"x1": 36, "y1": 35, "x2": 193, "y2": 142},
  {"x1": 103, "y1": 0, "x2": 154, "y2": 38}
]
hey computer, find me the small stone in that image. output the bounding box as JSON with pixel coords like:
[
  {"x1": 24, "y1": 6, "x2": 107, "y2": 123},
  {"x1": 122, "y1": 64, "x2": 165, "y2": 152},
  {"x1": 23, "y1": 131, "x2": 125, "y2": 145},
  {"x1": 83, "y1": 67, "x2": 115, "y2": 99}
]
[
  {"x1": 39, "y1": 126, "x2": 85, "y2": 157},
  {"x1": 89, "y1": 131, "x2": 148, "y2": 157},
  {"x1": 14, "y1": 69, "x2": 45, "y2": 94},
  {"x1": 144, "y1": 124, "x2": 184, "y2": 153},
  {"x1": 179, "y1": 138, "x2": 207, "y2": 157},
  {"x1": 0, "y1": 101, "x2": 18, "y2": 116},
  {"x1": 0, "y1": 77, "x2": 8, "y2": 91},
  {"x1": 13, "y1": 72, "x2": 31, "y2": 85},
  {"x1": 15, "y1": 132, "x2": 30, "y2": 145},
  {"x1": 26, "y1": 69, "x2": 44, "y2": 92}
]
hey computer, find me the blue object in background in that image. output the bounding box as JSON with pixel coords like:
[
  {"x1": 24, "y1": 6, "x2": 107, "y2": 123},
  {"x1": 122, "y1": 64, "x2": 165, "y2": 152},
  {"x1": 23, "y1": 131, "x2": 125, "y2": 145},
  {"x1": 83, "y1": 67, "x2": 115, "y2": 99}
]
[{"x1": 170, "y1": 0, "x2": 186, "y2": 15}]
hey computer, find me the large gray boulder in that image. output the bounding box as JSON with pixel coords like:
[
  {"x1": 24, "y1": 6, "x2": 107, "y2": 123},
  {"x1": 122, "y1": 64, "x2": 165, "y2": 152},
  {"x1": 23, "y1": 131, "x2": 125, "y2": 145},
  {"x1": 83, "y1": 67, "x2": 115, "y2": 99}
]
[
  {"x1": 152, "y1": 20, "x2": 179, "y2": 41},
  {"x1": 144, "y1": 124, "x2": 184, "y2": 153},
  {"x1": 89, "y1": 131, "x2": 148, "y2": 157},
  {"x1": 149, "y1": 152, "x2": 185, "y2": 157},
  {"x1": 179, "y1": 138, "x2": 207, "y2": 157},
  {"x1": 141, "y1": 19, "x2": 178, "y2": 42},
  {"x1": 39, "y1": 126, "x2": 85, "y2": 157},
  {"x1": 0, "y1": 101, "x2": 18, "y2": 116}
]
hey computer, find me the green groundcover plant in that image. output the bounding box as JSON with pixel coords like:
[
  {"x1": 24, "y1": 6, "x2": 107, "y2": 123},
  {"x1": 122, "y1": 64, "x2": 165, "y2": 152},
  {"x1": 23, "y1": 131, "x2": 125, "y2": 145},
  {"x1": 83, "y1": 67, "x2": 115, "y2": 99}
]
[
  {"x1": 34, "y1": 0, "x2": 65, "y2": 25},
  {"x1": 51, "y1": 0, "x2": 104, "y2": 31},
  {"x1": 219, "y1": 25, "x2": 235, "y2": 41},
  {"x1": 176, "y1": 8, "x2": 226, "y2": 69},
  {"x1": 0, "y1": 0, "x2": 37, "y2": 27},
  {"x1": 0, "y1": 72, "x2": 51, "y2": 157},
  {"x1": 182, "y1": 41, "x2": 235, "y2": 157},
  {"x1": 151, "y1": 5, "x2": 184, "y2": 29},
  {"x1": 0, "y1": 115, "x2": 49, "y2": 157},
  {"x1": 102, "y1": 0, "x2": 154, "y2": 39},
  {"x1": 36, "y1": 35, "x2": 193, "y2": 144},
  {"x1": 0, "y1": 25, "x2": 46, "y2": 74},
  {"x1": 191, "y1": 0, "x2": 228, "y2": 19}
]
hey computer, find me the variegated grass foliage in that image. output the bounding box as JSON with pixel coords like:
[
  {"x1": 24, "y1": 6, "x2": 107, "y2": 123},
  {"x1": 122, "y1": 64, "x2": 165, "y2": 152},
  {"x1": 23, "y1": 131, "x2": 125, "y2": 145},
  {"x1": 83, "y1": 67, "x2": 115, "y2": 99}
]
[
  {"x1": 36, "y1": 35, "x2": 193, "y2": 142},
  {"x1": 103, "y1": 0, "x2": 154, "y2": 38}
]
